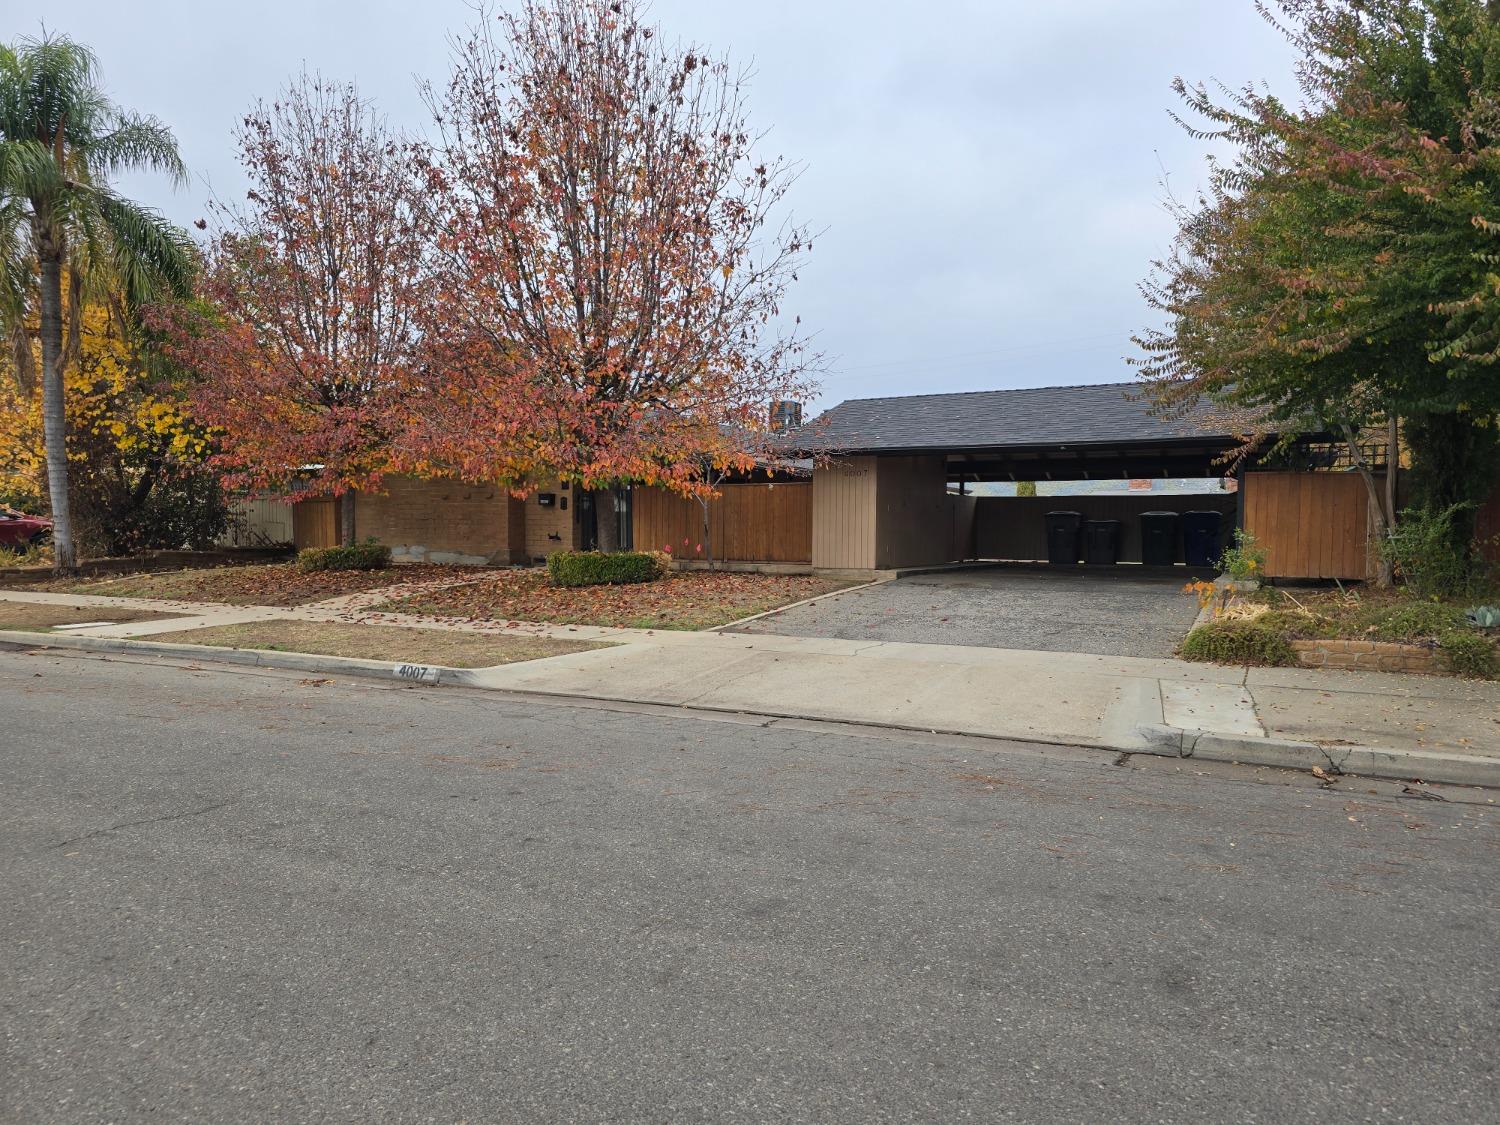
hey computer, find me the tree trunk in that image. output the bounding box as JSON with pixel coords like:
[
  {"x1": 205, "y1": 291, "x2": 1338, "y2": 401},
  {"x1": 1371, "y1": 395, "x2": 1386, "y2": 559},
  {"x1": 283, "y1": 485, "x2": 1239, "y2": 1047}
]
[
  {"x1": 700, "y1": 498, "x2": 715, "y2": 570},
  {"x1": 38, "y1": 248, "x2": 76, "y2": 573},
  {"x1": 1385, "y1": 414, "x2": 1399, "y2": 534},
  {"x1": 593, "y1": 487, "x2": 620, "y2": 553},
  {"x1": 340, "y1": 490, "x2": 356, "y2": 547},
  {"x1": 1342, "y1": 423, "x2": 1393, "y2": 586}
]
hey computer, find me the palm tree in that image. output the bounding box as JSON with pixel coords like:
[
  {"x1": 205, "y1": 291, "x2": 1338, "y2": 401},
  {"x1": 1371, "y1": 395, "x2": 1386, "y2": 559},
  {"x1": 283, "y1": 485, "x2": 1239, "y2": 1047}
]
[{"x1": 0, "y1": 33, "x2": 194, "y2": 571}]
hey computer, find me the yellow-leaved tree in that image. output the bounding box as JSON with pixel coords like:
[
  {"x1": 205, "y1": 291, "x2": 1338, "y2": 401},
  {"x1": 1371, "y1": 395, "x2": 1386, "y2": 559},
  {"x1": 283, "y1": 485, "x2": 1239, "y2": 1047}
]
[{"x1": 0, "y1": 296, "x2": 226, "y2": 556}]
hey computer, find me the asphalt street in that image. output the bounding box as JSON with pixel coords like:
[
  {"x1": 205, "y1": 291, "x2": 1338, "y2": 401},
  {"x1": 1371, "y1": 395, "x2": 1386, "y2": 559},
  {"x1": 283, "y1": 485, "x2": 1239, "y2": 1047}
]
[{"x1": 2, "y1": 647, "x2": 1496, "y2": 1123}]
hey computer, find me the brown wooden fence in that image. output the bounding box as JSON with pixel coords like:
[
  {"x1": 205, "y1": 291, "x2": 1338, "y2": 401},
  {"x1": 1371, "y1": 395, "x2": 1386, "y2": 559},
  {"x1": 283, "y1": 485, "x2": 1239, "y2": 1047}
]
[
  {"x1": 1243, "y1": 471, "x2": 1374, "y2": 580},
  {"x1": 633, "y1": 482, "x2": 813, "y2": 564},
  {"x1": 292, "y1": 498, "x2": 340, "y2": 551}
]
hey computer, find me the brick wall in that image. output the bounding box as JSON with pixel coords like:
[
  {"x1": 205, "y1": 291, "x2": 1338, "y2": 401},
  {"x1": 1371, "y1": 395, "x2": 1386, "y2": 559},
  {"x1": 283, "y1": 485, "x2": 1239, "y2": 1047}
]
[
  {"x1": 356, "y1": 476, "x2": 525, "y2": 564},
  {"x1": 522, "y1": 480, "x2": 578, "y2": 562},
  {"x1": 1292, "y1": 638, "x2": 1443, "y2": 675}
]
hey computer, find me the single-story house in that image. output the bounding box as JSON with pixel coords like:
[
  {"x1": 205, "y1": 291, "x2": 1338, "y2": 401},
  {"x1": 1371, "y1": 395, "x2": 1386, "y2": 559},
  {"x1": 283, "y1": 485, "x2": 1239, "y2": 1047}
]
[{"x1": 292, "y1": 381, "x2": 1497, "y2": 581}]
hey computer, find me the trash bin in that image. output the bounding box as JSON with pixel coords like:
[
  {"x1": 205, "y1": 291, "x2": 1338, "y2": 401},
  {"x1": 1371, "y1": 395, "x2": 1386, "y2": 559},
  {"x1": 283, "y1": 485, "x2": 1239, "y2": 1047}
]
[
  {"x1": 1044, "y1": 511, "x2": 1083, "y2": 565},
  {"x1": 1083, "y1": 520, "x2": 1122, "y2": 565},
  {"x1": 1140, "y1": 511, "x2": 1181, "y2": 566},
  {"x1": 1182, "y1": 510, "x2": 1224, "y2": 568}
]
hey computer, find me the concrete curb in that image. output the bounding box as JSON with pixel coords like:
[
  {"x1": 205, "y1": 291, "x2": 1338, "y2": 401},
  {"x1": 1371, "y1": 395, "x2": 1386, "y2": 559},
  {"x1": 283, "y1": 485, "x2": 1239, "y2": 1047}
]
[
  {"x1": 5, "y1": 629, "x2": 1496, "y2": 790},
  {"x1": 0, "y1": 629, "x2": 486, "y2": 690},
  {"x1": 1133, "y1": 723, "x2": 1500, "y2": 788}
]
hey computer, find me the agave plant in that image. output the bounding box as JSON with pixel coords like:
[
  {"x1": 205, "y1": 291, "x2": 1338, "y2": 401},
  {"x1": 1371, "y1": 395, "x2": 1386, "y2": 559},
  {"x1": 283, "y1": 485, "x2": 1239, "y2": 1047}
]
[{"x1": 1466, "y1": 606, "x2": 1500, "y2": 629}]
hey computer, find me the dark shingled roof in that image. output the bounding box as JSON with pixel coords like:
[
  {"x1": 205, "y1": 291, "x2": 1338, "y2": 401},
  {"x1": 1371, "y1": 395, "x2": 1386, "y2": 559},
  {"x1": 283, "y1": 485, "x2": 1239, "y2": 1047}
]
[{"x1": 809, "y1": 382, "x2": 1246, "y2": 453}]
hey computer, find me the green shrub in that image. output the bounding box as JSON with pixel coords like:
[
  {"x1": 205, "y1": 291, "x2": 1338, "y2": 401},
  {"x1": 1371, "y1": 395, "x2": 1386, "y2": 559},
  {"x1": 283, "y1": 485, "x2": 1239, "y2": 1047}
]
[
  {"x1": 546, "y1": 550, "x2": 667, "y2": 587},
  {"x1": 1380, "y1": 504, "x2": 1490, "y2": 600},
  {"x1": 1179, "y1": 620, "x2": 1297, "y2": 666},
  {"x1": 1439, "y1": 630, "x2": 1499, "y2": 679},
  {"x1": 1361, "y1": 600, "x2": 1465, "y2": 643},
  {"x1": 1217, "y1": 529, "x2": 1268, "y2": 583},
  {"x1": 296, "y1": 538, "x2": 392, "y2": 573}
]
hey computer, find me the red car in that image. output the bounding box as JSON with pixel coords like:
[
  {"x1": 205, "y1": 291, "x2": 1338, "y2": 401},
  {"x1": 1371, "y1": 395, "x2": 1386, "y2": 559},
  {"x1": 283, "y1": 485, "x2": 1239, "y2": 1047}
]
[{"x1": 0, "y1": 507, "x2": 51, "y2": 548}]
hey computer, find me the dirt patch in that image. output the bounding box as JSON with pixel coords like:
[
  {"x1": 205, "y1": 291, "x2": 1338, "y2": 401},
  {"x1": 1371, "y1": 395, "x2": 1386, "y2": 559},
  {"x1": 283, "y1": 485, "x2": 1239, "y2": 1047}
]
[
  {"x1": 0, "y1": 603, "x2": 188, "y2": 632},
  {"x1": 153, "y1": 619, "x2": 607, "y2": 669},
  {"x1": 379, "y1": 569, "x2": 851, "y2": 630},
  {"x1": 30, "y1": 563, "x2": 478, "y2": 607}
]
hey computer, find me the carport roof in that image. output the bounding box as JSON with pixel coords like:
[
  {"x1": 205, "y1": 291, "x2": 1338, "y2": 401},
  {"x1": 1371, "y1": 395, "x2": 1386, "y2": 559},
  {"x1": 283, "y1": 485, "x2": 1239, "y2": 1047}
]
[{"x1": 805, "y1": 382, "x2": 1251, "y2": 454}]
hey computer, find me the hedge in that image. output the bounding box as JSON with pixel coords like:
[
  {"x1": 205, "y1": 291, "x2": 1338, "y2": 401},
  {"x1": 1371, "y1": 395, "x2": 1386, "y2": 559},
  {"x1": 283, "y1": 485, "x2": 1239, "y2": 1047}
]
[
  {"x1": 546, "y1": 550, "x2": 667, "y2": 587},
  {"x1": 296, "y1": 538, "x2": 392, "y2": 573}
]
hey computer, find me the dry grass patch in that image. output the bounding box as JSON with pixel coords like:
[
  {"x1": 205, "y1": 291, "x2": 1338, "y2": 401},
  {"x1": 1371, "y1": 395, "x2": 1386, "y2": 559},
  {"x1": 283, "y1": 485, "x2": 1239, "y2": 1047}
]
[
  {"x1": 155, "y1": 620, "x2": 606, "y2": 669},
  {"x1": 34, "y1": 562, "x2": 477, "y2": 607},
  {"x1": 381, "y1": 569, "x2": 851, "y2": 630},
  {"x1": 0, "y1": 603, "x2": 186, "y2": 632}
]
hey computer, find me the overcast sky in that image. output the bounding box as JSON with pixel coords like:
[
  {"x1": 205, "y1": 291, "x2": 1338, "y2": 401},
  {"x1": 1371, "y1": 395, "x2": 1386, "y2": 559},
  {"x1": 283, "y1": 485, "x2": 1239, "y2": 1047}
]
[{"x1": 19, "y1": 1, "x2": 1297, "y2": 410}]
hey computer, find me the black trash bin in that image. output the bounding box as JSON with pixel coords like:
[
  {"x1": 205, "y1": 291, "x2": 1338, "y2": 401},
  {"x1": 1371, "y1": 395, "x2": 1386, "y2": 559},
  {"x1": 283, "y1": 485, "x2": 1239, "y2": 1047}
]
[
  {"x1": 1083, "y1": 520, "x2": 1122, "y2": 565},
  {"x1": 1140, "y1": 511, "x2": 1181, "y2": 567},
  {"x1": 1182, "y1": 510, "x2": 1224, "y2": 568},
  {"x1": 1044, "y1": 511, "x2": 1083, "y2": 565}
]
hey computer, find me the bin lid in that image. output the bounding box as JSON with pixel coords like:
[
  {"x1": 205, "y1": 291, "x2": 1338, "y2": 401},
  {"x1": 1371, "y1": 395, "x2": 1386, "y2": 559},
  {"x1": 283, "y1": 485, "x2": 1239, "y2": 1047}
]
[
  {"x1": 1140, "y1": 510, "x2": 1180, "y2": 518},
  {"x1": 1045, "y1": 510, "x2": 1083, "y2": 517}
]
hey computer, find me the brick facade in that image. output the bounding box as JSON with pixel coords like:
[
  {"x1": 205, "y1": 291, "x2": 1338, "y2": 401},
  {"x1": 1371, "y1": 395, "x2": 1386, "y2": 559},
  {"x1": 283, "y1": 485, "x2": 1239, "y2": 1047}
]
[
  {"x1": 354, "y1": 475, "x2": 580, "y2": 566},
  {"x1": 355, "y1": 477, "x2": 527, "y2": 565},
  {"x1": 522, "y1": 481, "x2": 578, "y2": 563}
]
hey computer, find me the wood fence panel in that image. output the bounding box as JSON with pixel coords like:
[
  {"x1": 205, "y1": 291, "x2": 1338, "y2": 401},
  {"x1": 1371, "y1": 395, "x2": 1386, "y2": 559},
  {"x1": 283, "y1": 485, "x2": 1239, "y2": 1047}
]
[
  {"x1": 633, "y1": 483, "x2": 812, "y2": 564},
  {"x1": 1243, "y1": 471, "x2": 1373, "y2": 580},
  {"x1": 218, "y1": 497, "x2": 295, "y2": 548},
  {"x1": 292, "y1": 499, "x2": 339, "y2": 551}
]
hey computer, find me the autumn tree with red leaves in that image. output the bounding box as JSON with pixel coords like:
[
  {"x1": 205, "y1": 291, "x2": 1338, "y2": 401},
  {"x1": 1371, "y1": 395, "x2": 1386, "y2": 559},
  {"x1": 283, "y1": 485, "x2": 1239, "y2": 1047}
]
[
  {"x1": 166, "y1": 74, "x2": 427, "y2": 545},
  {"x1": 412, "y1": 0, "x2": 817, "y2": 551}
]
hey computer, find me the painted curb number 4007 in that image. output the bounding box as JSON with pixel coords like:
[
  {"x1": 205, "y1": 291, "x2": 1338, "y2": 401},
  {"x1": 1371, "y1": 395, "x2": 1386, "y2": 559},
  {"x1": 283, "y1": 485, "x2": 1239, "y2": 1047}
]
[{"x1": 394, "y1": 663, "x2": 440, "y2": 684}]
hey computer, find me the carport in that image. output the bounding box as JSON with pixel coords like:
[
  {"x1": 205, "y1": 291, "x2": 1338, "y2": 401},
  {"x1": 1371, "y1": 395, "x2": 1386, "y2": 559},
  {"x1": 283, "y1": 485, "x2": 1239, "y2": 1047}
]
[{"x1": 803, "y1": 382, "x2": 1381, "y2": 580}]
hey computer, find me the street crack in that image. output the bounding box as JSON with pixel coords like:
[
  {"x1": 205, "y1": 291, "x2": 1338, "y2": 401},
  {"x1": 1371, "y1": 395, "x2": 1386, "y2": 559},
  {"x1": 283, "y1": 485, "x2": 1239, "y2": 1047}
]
[{"x1": 45, "y1": 799, "x2": 237, "y2": 851}]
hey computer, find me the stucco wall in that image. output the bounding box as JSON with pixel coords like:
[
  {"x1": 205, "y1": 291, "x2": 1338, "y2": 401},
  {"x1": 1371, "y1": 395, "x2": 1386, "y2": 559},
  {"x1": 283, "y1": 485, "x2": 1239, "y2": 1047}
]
[{"x1": 356, "y1": 476, "x2": 526, "y2": 565}]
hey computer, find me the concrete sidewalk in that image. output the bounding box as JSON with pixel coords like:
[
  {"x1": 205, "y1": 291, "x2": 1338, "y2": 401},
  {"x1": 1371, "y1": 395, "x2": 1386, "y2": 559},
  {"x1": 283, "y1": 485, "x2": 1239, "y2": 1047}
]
[{"x1": 3, "y1": 587, "x2": 1497, "y2": 786}]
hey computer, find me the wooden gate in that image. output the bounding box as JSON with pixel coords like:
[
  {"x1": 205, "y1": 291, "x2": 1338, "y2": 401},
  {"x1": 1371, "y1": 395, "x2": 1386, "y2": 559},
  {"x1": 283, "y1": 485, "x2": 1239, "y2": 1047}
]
[
  {"x1": 633, "y1": 482, "x2": 813, "y2": 564},
  {"x1": 292, "y1": 498, "x2": 340, "y2": 550},
  {"x1": 1243, "y1": 471, "x2": 1375, "y2": 580}
]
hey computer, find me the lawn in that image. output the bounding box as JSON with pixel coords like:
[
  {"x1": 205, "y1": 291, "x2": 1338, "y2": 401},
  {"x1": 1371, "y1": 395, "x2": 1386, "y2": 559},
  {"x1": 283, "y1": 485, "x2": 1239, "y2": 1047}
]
[
  {"x1": 154, "y1": 620, "x2": 606, "y2": 669},
  {"x1": 27, "y1": 562, "x2": 474, "y2": 607},
  {"x1": 0, "y1": 603, "x2": 187, "y2": 632},
  {"x1": 378, "y1": 569, "x2": 851, "y2": 630}
]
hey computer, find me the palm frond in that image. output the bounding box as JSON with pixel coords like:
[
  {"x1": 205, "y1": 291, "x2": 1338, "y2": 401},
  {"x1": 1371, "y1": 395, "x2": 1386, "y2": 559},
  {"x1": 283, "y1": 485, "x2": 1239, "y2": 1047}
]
[
  {"x1": 94, "y1": 188, "x2": 196, "y2": 307},
  {"x1": 90, "y1": 112, "x2": 188, "y2": 185}
]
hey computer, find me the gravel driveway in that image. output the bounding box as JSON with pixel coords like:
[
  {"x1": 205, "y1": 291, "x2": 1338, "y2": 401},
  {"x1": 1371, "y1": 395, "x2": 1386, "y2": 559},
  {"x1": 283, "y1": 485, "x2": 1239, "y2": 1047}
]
[{"x1": 733, "y1": 566, "x2": 1202, "y2": 657}]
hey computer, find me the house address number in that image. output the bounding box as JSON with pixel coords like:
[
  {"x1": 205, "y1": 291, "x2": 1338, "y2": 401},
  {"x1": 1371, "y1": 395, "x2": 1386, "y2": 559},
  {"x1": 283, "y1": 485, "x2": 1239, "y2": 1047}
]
[{"x1": 394, "y1": 663, "x2": 440, "y2": 684}]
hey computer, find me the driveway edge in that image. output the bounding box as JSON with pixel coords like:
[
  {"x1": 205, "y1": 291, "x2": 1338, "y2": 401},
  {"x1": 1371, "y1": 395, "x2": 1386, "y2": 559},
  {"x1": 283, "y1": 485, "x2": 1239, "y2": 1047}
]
[{"x1": 6, "y1": 629, "x2": 1496, "y2": 790}]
